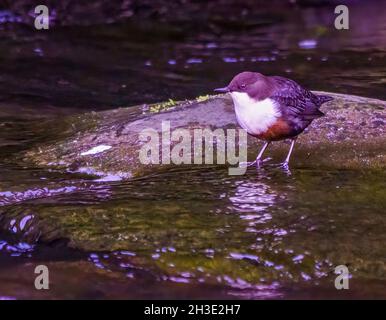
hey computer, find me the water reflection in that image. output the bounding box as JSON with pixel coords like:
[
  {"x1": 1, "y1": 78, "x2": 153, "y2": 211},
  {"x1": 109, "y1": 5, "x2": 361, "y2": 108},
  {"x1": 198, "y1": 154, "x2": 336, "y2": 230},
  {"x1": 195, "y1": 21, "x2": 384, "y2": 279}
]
[
  {"x1": 0, "y1": 164, "x2": 384, "y2": 298},
  {"x1": 0, "y1": 186, "x2": 78, "y2": 206},
  {"x1": 0, "y1": 240, "x2": 34, "y2": 257},
  {"x1": 8, "y1": 214, "x2": 34, "y2": 234},
  {"x1": 229, "y1": 180, "x2": 277, "y2": 213},
  {"x1": 228, "y1": 282, "x2": 282, "y2": 299},
  {"x1": 0, "y1": 183, "x2": 113, "y2": 207},
  {"x1": 221, "y1": 169, "x2": 341, "y2": 292},
  {"x1": 227, "y1": 174, "x2": 292, "y2": 241}
]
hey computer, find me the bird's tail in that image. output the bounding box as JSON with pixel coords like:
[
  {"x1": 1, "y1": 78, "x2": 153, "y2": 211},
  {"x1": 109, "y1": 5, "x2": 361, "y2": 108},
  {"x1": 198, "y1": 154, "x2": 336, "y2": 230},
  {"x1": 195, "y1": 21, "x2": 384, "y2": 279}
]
[{"x1": 317, "y1": 95, "x2": 334, "y2": 104}]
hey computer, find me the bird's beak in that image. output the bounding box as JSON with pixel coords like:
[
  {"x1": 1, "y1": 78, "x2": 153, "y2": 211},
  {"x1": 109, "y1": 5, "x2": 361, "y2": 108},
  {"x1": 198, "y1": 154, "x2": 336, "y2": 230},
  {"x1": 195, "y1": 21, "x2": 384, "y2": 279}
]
[{"x1": 214, "y1": 87, "x2": 230, "y2": 93}]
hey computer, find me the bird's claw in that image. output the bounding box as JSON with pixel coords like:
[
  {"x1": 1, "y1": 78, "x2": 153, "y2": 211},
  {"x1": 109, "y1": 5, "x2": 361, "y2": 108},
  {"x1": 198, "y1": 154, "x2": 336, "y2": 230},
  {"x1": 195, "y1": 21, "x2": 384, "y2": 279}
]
[
  {"x1": 256, "y1": 157, "x2": 272, "y2": 168},
  {"x1": 266, "y1": 161, "x2": 291, "y2": 171},
  {"x1": 278, "y1": 162, "x2": 292, "y2": 175},
  {"x1": 239, "y1": 157, "x2": 272, "y2": 168},
  {"x1": 239, "y1": 161, "x2": 257, "y2": 168},
  {"x1": 280, "y1": 161, "x2": 289, "y2": 170}
]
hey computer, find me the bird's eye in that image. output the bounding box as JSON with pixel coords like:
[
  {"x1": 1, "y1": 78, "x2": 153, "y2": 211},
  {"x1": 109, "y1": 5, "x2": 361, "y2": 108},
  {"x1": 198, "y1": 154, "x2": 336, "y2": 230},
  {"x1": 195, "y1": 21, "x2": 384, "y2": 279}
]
[{"x1": 240, "y1": 84, "x2": 246, "y2": 89}]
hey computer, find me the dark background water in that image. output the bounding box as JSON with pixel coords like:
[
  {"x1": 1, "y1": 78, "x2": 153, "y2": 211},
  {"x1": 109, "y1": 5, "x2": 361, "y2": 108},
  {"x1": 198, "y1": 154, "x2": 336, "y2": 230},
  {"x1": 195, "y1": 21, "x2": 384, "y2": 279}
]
[
  {"x1": 0, "y1": 0, "x2": 385, "y2": 112},
  {"x1": 0, "y1": 0, "x2": 385, "y2": 299}
]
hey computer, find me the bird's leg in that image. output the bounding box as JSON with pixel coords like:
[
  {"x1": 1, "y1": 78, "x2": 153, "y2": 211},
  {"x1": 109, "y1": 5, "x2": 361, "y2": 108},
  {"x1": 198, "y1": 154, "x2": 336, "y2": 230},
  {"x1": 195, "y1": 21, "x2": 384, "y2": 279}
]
[
  {"x1": 281, "y1": 138, "x2": 296, "y2": 169},
  {"x1": 240, "y1": 141, "x2": 270, "y2": 169},
  {"x1": 255, "y1": 141, "x2": 271, "y2": 168},
  {"x1": 239, "y1": 142, "x2": 271, "y2": 168}
]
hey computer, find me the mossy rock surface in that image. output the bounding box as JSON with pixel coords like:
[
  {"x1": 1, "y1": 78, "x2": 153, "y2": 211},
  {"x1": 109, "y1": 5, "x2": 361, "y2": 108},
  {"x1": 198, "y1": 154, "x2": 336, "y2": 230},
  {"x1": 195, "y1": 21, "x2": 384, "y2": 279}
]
[{"x1": 21, "y1": 92, "x2": 386, "y2": 180}]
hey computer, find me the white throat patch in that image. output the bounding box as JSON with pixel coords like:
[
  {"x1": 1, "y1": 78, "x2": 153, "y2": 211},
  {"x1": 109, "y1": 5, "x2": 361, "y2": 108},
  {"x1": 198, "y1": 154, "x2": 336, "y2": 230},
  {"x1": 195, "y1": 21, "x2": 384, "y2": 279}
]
[{"x1": 230, "y1": 92, "x2": 281, "y2": 136}]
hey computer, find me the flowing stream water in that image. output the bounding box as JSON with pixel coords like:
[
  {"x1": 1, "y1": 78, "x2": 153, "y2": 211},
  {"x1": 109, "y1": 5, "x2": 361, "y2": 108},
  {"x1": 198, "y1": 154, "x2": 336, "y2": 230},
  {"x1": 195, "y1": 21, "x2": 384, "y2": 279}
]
[{"x1": 0, "y1": 1, "x2": 385, "y2": 299}]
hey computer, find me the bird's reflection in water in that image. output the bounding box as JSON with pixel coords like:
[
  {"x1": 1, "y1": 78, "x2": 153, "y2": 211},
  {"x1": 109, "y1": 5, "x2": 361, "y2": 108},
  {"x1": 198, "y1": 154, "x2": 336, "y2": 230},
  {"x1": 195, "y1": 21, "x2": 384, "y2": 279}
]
[
  {"x1": 229, "y1": 179, "x2": 277, "y2": 214},
  {"x1": 228, "y1": 171, "x2": 282, "y2": 232},
  {"x1": 227, "y1": 171, "x2": 294, "y2": 239},
  {"x1": 223, "y1": 174, "x2": 300, "y2": 298},
  {"x1": 227, "y1": 173, "x2": 292, "y2": 240}
]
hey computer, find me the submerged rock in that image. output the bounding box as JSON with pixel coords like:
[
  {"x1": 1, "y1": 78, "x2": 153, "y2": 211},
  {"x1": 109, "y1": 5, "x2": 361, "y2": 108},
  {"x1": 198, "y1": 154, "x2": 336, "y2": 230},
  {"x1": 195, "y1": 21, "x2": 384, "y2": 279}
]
[
  {"x1": 20, "y1": 92, "x2": 386, "y2": 181},
  {"x1": 1, "y1": 165, "x2": 386, "y2": 289}
]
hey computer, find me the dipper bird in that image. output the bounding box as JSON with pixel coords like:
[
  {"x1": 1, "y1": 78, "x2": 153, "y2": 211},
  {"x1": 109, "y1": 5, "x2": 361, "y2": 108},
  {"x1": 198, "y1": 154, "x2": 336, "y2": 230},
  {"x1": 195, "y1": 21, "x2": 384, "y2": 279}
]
[{"x1": 215, "y1": 71, "x2": 333, "y2": 168}]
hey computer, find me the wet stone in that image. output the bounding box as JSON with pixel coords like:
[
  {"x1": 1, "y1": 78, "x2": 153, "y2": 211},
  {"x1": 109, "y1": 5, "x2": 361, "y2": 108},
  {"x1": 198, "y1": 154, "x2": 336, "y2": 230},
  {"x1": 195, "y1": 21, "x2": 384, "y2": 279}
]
[{"x1": 17, "y1": 91, "x2": 386, "y2": 181}]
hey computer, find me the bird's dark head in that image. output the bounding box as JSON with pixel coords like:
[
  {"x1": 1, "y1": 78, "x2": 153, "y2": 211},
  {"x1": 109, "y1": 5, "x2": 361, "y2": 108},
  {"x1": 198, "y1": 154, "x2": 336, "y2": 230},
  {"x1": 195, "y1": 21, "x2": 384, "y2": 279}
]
[{"x1": 214, "y1": 71, "x2": 274, "y2": 101}]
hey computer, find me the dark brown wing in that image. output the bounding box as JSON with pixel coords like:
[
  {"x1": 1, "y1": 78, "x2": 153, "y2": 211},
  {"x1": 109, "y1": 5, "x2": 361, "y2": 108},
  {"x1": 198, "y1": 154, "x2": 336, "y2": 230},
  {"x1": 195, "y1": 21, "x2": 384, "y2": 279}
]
[{"x1": 270, "y1": 76, "x2": 331, "y2": 121}]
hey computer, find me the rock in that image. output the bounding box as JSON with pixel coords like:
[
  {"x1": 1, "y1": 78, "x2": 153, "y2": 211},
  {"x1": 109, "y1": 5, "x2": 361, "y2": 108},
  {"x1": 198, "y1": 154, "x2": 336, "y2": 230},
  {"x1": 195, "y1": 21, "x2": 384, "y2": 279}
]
[{"x1": 20, "y1": 92, "x2": 386, "y2": 181}]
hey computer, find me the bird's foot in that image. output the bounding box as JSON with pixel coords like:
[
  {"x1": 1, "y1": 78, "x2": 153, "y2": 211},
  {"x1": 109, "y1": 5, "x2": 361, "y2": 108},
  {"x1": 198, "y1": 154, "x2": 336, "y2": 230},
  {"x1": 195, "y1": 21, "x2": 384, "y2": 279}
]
[
  {"x1": 256, "y1": 157, "x2": 272, "y2": 168},
  {"x1": 239, "y1": 160, "x2": 257, "y2": 168},
  {"x1": 267, "y1": 161, "x2": 289, "y2": 167},
  {"x1": 275, "y1": 161, "x2": 291, "y2": 175},
  {"x1": 239, "y1": 157, "x2": 272, "y2": 169},
  {"x1": 266, "y1": 161, "x2": 291, "y2": 172},
  {"x1": 279, "y1": 161, "x2": 289, "y2": 170}
]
